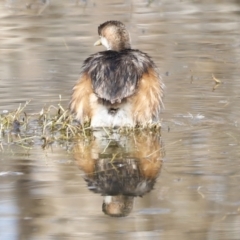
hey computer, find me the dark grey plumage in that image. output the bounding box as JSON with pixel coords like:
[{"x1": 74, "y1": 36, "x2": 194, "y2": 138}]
[{"x1": 81, "y1": 49, "x2": 158, "y2": 104}]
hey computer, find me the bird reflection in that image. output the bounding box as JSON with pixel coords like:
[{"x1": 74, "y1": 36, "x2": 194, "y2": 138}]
[{"x1": 73, "y1": 129, "x2": 164, "y2": 217}]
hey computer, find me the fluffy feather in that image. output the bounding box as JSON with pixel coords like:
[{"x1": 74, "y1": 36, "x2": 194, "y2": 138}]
[{"x1": 81, "y1": 49, "x2": 157, "y2": 104}]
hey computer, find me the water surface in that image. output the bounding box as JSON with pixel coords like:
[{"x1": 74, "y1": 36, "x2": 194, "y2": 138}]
[{"x1": 1, "y1": 0, "x2": 240, "y2": 239}]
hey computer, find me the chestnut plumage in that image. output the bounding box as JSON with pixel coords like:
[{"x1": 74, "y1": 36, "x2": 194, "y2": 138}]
[{"x1": 70, "y1": 20, "x2": 164, "y2": 127}]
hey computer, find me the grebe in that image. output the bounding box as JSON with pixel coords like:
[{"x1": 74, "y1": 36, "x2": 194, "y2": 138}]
[{"x1": 70, "y1": 20, "x2": 164, "y2": 127}]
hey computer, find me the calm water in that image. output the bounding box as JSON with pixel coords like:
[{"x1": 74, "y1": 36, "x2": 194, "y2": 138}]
[{"x1": 1, "y1": 0, "x2": 240, "y2": 239}]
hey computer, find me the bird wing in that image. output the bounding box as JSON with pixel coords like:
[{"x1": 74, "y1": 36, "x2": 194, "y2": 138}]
[{"x1": 82, "y1": 50, "x2": 153, "y2": 104}]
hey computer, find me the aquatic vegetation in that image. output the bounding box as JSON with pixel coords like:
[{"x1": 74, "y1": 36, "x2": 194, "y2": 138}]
[
  {"x1": 0, "y1": 101, "x2": 161, "y2": 151},
  {"x1": 0, "y1": 101, "x2": 87, "y2": 151}
]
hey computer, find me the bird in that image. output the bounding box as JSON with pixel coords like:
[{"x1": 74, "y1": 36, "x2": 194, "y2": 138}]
[{"x1": 70, "y1": 20, "x2": 164, "y2": 128}]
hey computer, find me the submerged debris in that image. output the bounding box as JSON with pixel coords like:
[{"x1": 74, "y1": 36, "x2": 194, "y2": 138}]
[{"x1": 212, "y1": 74, "x2": 222, "y2": 91}]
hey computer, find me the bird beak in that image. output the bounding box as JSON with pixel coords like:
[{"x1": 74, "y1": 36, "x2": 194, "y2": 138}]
[{"x1": 94, "y1": 39, "x2": 102, "y2": 46}]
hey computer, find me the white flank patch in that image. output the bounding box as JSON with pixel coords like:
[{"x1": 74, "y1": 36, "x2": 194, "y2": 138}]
[{"x1": 90, "y1": 96, "x2": 134, "y2": 127}]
